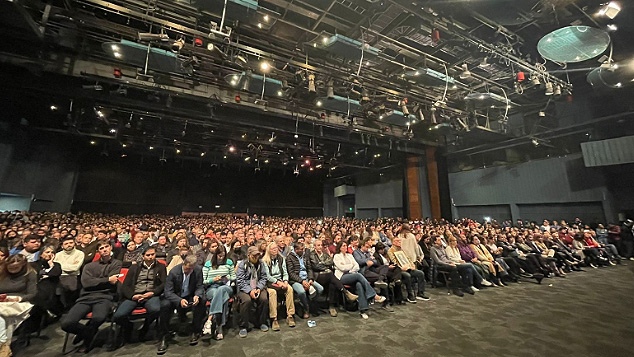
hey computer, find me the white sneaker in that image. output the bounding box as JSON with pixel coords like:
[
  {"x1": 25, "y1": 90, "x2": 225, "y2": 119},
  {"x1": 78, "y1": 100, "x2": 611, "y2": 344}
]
[
  {"x1": 629, "y1": 257, "x2": 634, "y2": 261},
  {"x1": 360, "y1": 312, "x2": 369, "y2": 319},
  {"x1": 202, "y1": 320, "x2": 212, "y2": 335},
  {"x1": 375, "y1": 295, "x2": 386, "y2": 304},
  {"x1": 481, "y1": 280, "x2": 493, "y2": 287},
  {"x1": 471, "y1": 286, "x2": 480, "y2": 292}
]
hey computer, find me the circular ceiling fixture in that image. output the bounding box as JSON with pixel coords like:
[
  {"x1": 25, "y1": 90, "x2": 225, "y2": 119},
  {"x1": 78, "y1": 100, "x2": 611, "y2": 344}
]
[{"x1": 537, "y1": 26, "x2": 610, "y2": 63}]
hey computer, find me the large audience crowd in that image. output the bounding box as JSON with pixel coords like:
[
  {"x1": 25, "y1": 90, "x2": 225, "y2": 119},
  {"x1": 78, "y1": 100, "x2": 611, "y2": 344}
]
[{"x1": 0, "y1": 211, "x2": 633, "y2": 356}]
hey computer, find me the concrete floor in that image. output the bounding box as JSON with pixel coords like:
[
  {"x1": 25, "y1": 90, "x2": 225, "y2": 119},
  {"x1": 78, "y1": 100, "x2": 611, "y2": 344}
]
[{"x1": 17, "y1": 264, "x2": 634, "y2": 357}]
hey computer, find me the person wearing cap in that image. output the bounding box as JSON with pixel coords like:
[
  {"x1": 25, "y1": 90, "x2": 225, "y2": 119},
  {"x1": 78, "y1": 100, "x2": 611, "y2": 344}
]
[{"x1": 236, "y1": 245, "x2": 269, "y2": 338}]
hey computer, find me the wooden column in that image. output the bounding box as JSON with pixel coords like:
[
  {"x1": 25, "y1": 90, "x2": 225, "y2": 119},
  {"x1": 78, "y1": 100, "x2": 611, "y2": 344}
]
[
  {"x1": 406, "y1": 155, "x2": 422, "y2": 220},
  {"x1": 425, "y1": 146, "x2": 442, "y2": 220}
]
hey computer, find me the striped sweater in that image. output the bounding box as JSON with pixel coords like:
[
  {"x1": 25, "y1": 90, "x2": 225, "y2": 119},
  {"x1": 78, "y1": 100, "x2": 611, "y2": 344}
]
[{"x1": 202, "y1": 259, "x2": 236, "y2": 285}]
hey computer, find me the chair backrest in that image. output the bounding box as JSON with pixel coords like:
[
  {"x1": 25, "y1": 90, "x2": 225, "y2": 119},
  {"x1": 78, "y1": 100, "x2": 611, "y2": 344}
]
[{"x1": 118, "y1": 267, "x2": 129, "y2": 283}]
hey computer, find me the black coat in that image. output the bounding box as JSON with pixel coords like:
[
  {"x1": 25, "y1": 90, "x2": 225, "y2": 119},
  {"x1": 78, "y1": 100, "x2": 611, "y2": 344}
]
[
  {"x1": 31, "y1": 260, "x2": 62, "y2": 307},
  {"x1": 286, "y1": 252, "x2": 315, "y2": 284},
  {"x1": 120, "y1": 261, "x2": 166, "y2": 300}
]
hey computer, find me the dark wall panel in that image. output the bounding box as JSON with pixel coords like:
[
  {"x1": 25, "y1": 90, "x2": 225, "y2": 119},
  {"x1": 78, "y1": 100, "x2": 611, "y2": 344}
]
[
  {"x1": 456, "y1": 205, "x2": 512, "y2": 222},
  {"x1": 0, "y1": 133, "x2": 78, "y2": 212},
  {"x1": 449, "y1": 154, "x2": 620, "y2": 222},
  {"x1": 72, "y1": 156, "x2": 323, "y2": 216},
  {"x1": 517, "y1": 202, "x2": 605, "y2": 224}
]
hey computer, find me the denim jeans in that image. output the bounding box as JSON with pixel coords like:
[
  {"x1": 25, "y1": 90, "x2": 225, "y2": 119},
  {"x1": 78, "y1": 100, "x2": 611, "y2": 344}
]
[
  {"x1": 339, "y1": 273, "x2": 375, "y2": 311},
  {"x1": 292, "y1": 281, "x2": 324, "y2": 310},
  {"x1": 205, "y1": 285, "x2": 233, "y2": 326},
  {"x1": 113, "y1": 296, "x2": 161, "y2": 323}
]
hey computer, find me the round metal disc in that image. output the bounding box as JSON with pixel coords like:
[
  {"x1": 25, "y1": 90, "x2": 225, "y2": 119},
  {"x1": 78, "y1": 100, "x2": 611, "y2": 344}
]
[{"x1": 537, "y1": 26, "x2": 610, "y2": 63}]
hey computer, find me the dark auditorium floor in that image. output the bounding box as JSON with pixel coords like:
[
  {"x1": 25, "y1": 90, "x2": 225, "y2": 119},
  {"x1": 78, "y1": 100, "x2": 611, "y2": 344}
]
[{"x1": 20, "y1": 265, "x2": 634, "y2": 357}]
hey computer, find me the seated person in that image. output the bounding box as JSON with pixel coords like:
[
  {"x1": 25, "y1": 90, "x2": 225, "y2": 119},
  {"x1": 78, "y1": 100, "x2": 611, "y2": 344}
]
[
  {"x1": 352, "y1": 237, "x2": 389, "y2": 289},
  {"x1": 387, "y1": 237, "x2": 429, "y2": 302},
  {"x1": 446, "y1": 236, "x2": 492, "y2": 291},
  {"x1": 287, "y1": 242, "x2": 324, "y2": 318},
  {"x1": 236, "y1": 246, "x2": 269, "y2": 338},
  {"x1": 516, "y1": 236, "x2": 553, "y2": 276},
  {"x1": 429, "y1": 236, "x2": 467, "y2": 296},
  {"x1": 54, "y1": 236, "x2": 84, "y2": 311},
  {"x1": 0, "y1": 254, "x2": 37, "y2": 357},
  {"x1": 261, "y1": 242, "x2": 295, "y2": 331},
  {"x1": 60, "y1": 241, "x2": 122, "y2": 353},
  {"x1": 158, "y1": 255, "x2": 205, "y2": 354},
  {"x1": 113, "y1": 246, "x2": 165, "y2": 344},
  {"x1": 373, "y1": 242, "x2": 404, "y2": 306},
  {"x1": 152, "y1": 235, "x2": 170, "y2": 260},
  {"x1": 166, "y1": 245, "x2": 191, "y2": 274},
  {"x1": 202, "y1": 244, "x2": 235, "y2": 340},
  {"x1": 333, "y1": 241, "x2": 385, "y2": 320},
  {"x1": 584, "y1": 231, "x2": 619, "y2": 264},
  {"x1": 469, "y1": 236, "x2": 507, "y2": 286},
  {"x1": 121, "y1": 233, "x2": 148, "y2": 266},
  {"x1": 27, "y1": 245, "x2": 62, "y2": 330},
  {"x1": 309, "y1": 239, "x2": 357, "y2": 317},
  {"x1": 9, "y1": 235, "x2": 41, "y2": 263},
  {"x1": 166, "y1": 237, "x2": 189, "y2": 265}
]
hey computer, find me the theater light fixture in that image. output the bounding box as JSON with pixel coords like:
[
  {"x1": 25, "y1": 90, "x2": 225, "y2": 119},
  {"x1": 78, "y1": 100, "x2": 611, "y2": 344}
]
[
  {"x1": 260, "y1": 61, "x2": 271, "y2": 73},
  {"x1": 241, "y1": 71, "x2": 252, "y2": 91},
  {"x1": 307, "y1": 73, "x2": 316, "y2": 93},
  {"x1": 171, "y1": 38, "x2": 185, "y2": 52},
  {"x1": 459, "y1": 63, "x2": 471, "y2": 79},
  {"x1": 544, "y1": 82, "x2": 554, "y2": 95},
  {"x1": 137, "y1": 32, "x2": 169, "y2": 42},
  {"x1": 599, "y1": 2, "x2": 621, "y2": 19},
  {"x1": 531, "y1": 74, "x2": 541, "y2": 86},
  {"x1": 399, "y1": 98, "x2": 410, "y2": 116},
  {"x1": 326, "y1": 79, "x2": 334, "y2": 99}
]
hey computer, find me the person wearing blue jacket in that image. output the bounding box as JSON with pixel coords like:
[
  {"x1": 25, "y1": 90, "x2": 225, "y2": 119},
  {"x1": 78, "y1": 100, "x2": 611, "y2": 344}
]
[{"x1": 236, "y1": 245, "x2": 269, "y2": 338}]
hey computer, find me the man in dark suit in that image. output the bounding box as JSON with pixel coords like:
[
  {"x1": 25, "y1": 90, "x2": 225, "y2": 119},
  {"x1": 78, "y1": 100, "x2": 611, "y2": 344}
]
[
  {"x1": 157, "y1": 254, "x2": 205, "y2": 355},
  {"x1": 113, "y1": 246, "x2": 166, "y2": 343}
]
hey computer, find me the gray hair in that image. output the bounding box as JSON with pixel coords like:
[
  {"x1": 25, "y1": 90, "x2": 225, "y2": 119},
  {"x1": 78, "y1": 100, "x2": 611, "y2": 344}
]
[{"x1": 183, "y1": 254, "x2": 198, "y2": 267}]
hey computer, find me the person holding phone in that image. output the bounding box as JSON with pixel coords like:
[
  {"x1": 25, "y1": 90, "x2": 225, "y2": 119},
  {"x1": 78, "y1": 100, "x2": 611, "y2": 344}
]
[
  {"x1": 202, "y1": 243, "x2": 235, "y2": 340},
  {"x1": 158, "y1": 255, "x2": 205, "y2": 354}
]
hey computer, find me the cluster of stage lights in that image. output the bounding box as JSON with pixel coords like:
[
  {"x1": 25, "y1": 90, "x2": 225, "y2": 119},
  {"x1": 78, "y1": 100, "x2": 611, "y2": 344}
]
[{"x1": 86, "y1": 140, "x2": 332, "y2": 171}]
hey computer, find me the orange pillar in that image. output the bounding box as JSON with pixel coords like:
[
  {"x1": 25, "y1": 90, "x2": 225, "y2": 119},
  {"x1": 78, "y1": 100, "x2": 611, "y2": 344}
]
[
  {"x1": 406, "y1": 155, "x2": 422, "y2": 220},
  {"x1": 425, "y1": 146, "x2": 442, "y2": 220}
]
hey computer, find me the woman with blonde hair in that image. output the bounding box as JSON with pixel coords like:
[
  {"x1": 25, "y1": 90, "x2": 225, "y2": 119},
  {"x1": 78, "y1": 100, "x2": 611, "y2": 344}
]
[{"x1": 261, "y1": 242, "x2": 295, "y2": 331}]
